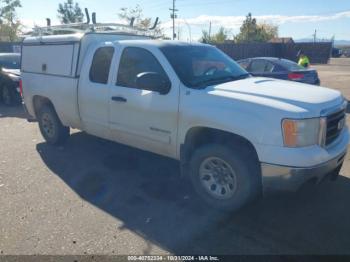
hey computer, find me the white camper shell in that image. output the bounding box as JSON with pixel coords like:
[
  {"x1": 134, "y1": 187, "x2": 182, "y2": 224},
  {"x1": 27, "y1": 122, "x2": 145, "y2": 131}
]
[
  {"x1": 22, "y1": 33, "x2": 151, "y2": 78},
  {"x1": 21, "y1": 32, "x2": 152, "y2": 129}
]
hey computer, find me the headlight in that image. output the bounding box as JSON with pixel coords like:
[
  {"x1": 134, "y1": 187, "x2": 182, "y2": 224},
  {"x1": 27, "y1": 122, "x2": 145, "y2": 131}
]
[{"x1": 282, "y1": 118, "x2": 326, "y2": 148}]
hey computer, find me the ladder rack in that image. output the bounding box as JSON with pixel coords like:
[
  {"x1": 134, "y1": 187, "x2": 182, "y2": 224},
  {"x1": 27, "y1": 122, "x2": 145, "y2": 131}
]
[{"x1": 30, "y1": 8, "x2": 160, "y2": 38}]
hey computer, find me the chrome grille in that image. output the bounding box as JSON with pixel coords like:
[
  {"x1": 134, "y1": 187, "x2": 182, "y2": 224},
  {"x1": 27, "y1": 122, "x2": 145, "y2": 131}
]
[{"x1": 326, "y1": 109, "x2": 346, "y2": 146}]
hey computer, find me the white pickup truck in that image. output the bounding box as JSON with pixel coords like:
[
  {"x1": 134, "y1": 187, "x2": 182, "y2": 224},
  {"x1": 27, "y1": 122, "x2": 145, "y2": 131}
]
[{"x1": 21, "y1": 32, "x2": 349, "y2": 211}]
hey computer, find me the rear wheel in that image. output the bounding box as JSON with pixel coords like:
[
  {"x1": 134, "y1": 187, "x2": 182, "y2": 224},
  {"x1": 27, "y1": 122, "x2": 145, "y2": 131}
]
[
  {"x1": 189, "y1": 144, "x2": 260, "y2": 211},
  {"x1": 38, "y1": 105, "x2": 70, "y2": 145}
]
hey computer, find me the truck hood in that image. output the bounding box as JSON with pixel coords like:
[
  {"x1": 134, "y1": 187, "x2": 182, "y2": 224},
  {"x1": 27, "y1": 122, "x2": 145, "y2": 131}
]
[{"x1": 208, "y1": 77, "x2": 344, "y2": 117}]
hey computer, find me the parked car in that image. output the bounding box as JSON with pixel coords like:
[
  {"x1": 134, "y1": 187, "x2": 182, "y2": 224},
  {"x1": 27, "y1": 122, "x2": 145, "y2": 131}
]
[
  {"x1": 21, "y1": 32, "x2": 348, "y2": 212},
  {"x1": 0, "y1": 53, "x2": 21, "y2": 106},
  {"x1": 237, "y1": 57, "x2": 320, "y2": 85}
]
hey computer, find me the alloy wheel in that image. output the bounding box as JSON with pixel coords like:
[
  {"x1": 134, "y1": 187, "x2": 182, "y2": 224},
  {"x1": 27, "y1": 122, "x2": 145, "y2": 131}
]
[{"x1": 199, "y1": 157, "x2": 238, "y2": 200}]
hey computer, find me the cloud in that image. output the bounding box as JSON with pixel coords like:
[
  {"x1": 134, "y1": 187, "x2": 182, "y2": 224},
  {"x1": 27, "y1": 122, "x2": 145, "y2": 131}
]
[{"x1": 161, "y1": 10, "x2": 350, "y2": 31}]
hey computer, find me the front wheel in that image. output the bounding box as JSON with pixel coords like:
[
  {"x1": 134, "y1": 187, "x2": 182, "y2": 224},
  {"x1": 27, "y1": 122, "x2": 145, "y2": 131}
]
[
  {"x1": 38, "y1": 105, "x2": 70, "y2": 145},
  {"x1": 189, "y1": 144, "x2": 260, "y2": 211}
]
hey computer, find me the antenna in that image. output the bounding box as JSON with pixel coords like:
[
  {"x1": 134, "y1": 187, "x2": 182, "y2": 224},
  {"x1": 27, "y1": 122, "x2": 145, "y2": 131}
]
[
  {"x1": 85, "y1": 8, "x2": 90, "y2": 24},
  {"x1": 130, "y1": 17, "x2": 135, "y2": 27},
  {"x1": 92, "y1": 12, "x2": 97, "y2": 24},
  {"x1": 46, "y1": 18, "x2": 51, "y2": 27},
  {"x1": 149, "y1": 17, "x2": 159, "y2": 30}
]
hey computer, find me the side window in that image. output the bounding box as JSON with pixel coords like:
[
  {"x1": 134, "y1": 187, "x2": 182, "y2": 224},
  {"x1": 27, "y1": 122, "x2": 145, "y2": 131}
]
[
  {"x1": 264, "y1": 61, "x2": 275, "y2": 73},
  {"x1": 89, "y1": 47, "x2": 115, "y2": 84},
  {"x1": 250, "y1": 60, "x2": 267, "y2": 73},
  {"x1": 117, "y1": 47, "x2": 169, "y2": 89}
]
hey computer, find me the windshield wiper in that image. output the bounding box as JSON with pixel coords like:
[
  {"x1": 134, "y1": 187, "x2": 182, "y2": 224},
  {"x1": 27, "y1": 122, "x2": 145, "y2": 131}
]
[{"x1": 234, "y1": 73, "x2": 251, "y2": 80}]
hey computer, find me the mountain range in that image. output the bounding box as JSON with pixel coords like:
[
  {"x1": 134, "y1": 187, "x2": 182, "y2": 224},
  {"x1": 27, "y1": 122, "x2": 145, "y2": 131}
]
[{"x1": 295, "y1": 39, "x2": 350, "y2": 46}]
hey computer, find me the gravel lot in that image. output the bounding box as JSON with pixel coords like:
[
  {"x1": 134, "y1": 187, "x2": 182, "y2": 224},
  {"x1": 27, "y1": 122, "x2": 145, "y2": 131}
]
[
  {"x1": 0, "y1": 58, "x2": 350, "y2": 256},
  {"x1": 313, "y1": 58, "x2": 350, "y2": 100}
]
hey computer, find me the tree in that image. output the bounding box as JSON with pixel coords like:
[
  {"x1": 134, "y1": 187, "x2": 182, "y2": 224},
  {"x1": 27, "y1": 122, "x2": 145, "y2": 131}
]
[
  {"x1": 200, "y1": 27, "x2": 230, "y2": 44},
  {"x1": 234, "y1": 13, "x2": 278, "y2": 43},
  {"x1": 118, "y1": 5, "x2": 164, "y2": 37},
  {"x1": 212, "y1": 27, "x2": 230, "y2": 43},
  {"x1": 258, "y1": 22, "x2": 279, "y2": 41},
  {"x1": 0, "y1": 0, "x2": 22, "y2": 41},
  {"x1": 57, "y1": 0, "x2": 84, "y2": 24},
  {"x1": 200, "y1": 30, "x2": 210, "y2": 43}
]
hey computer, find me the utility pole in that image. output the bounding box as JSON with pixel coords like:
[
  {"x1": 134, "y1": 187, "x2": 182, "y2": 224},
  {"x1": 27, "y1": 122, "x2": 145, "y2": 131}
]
[
  {"x1": 170, "y1": 0, "x2": 178, "y2": 40},
  {"x1": 313, "y1": 29, "x2": 317, "y2": 43},
  {"x1": 208, "y1": 21, "x2": 212, "y2": 42}
]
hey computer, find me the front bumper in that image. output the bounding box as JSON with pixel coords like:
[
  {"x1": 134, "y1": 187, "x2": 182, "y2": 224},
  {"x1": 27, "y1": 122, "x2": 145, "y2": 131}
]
[{"x1": 261, "y1": 150, "x2": 347, "y2": 193}]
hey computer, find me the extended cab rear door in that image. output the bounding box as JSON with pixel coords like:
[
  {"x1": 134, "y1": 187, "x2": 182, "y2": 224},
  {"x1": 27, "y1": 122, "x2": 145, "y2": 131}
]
[
  {"x1": 78, "y1": 44, "x2": 115, "y2": 139},
  {"x1": 108, "y1": 45, "x2": 180, "y2": 158}
]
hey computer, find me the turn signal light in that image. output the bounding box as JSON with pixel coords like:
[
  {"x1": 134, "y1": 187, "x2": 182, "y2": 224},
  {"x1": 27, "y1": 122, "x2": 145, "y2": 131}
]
[{"x1": 282, "y1": 120, "x2": 298, "y2": 147}]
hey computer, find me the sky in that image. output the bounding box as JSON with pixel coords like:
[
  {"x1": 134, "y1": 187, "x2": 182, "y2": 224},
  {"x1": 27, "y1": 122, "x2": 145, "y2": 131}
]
[{"x1": 17, "y1": 0, "x2": 350, "y2": 41}]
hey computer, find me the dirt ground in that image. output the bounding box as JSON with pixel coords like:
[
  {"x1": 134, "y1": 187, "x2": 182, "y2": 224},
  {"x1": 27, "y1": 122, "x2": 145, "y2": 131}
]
[{"x1": 314, "y1": 58, "x2": 350, "y2": 100}]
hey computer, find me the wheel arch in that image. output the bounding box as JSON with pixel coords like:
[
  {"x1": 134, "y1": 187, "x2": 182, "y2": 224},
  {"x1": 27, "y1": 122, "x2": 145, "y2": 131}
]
[
  {"x1": 32, "y1": 95, "x2": 56, "y2": 118},
  {"x1": 180, "y1": 126, "x2": 261, "y2": 176}
]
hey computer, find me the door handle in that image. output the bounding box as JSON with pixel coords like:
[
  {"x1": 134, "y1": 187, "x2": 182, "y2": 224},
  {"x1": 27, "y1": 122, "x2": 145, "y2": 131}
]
[{"x1": 111, "y1": 96, "x2": 127, "y2": 103}]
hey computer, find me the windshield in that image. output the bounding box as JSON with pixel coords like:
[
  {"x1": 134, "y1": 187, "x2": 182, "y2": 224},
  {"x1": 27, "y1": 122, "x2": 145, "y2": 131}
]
[
  {"x1": 160, "y1": 45, "x2": 250, "y2": 88},
  {"x1": 0, "y1": 54, "x2": 21, "y2": 69}
]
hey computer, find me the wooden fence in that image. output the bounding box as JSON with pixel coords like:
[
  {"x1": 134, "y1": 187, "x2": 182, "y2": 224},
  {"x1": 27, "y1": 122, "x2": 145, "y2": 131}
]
[
  {"x1": 216, "y1": 42, "x2": 332, "y2": 64},
  {"x1": 0, "y1": 41, "x2": 332, "y2": 64}
]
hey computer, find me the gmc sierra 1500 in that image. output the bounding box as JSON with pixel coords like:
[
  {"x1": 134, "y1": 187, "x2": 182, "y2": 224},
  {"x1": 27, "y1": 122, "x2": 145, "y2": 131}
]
[{"x1": 21, "y1": 31, "x2": 349, "y2": 211}]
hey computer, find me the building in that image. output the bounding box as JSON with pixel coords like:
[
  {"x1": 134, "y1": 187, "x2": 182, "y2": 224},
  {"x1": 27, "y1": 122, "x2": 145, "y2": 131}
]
[{"x1": 269, "y1": 37, "x2": 294, "y2": 44}]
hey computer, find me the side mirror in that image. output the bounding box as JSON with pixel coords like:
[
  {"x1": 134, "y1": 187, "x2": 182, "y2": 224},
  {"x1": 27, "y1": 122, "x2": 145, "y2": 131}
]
[{"x1": 136, "y1": 72, "x2": 171, "y2": 95}]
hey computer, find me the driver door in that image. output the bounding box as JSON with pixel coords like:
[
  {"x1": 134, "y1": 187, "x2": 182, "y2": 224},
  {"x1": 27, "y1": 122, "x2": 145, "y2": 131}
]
[{"x1": 108, "y1": 46, "x2": 179, "y2": 158}]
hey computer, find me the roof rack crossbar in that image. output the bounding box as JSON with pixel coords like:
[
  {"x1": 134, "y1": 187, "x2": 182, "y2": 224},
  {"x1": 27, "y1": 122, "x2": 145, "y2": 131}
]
[
  {"x1": 149, "y1": 17, "x2": 159, "y2": 30},
  {"x1": 30, "y1": 13, "x2": 160, "y2": 37},
  {"x1": 85, "y1": 8, "x2": 90, "y2": 24},
  {"x1": 92, "y1": 12, "x2": 97, "y2": 24},
  {"x1": 130, "y1": 17, "x2": 135, "y2": 27}
]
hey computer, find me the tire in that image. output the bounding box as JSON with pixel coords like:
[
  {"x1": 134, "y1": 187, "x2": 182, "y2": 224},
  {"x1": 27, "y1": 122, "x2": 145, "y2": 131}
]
[
  {"x1": 37, "y1": 104, "x2": 70, "y2": 145},
  {"x1": 1, "y1": 84, "x2": 15, "y2": 106},
  {"x1": 189, "y1": 143, "x2": 260, "y2": 211}
]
